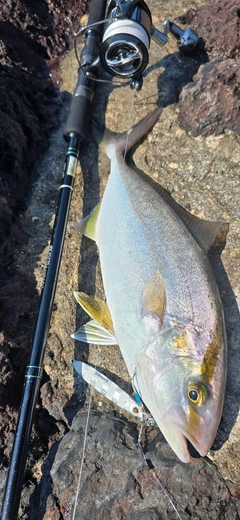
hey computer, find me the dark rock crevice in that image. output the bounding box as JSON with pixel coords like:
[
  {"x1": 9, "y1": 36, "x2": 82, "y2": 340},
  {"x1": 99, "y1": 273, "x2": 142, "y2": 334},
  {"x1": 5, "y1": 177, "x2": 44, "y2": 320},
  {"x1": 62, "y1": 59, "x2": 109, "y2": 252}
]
[{"x1": 0, "y1": 0, "x2": 87, "y2": 476}]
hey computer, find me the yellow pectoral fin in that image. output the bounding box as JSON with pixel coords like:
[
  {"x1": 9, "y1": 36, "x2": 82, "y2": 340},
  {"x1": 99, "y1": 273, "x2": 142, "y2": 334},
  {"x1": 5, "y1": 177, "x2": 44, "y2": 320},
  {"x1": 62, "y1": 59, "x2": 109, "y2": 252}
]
[
  {"x1": 74, "y1": 291, "x2": 115, "y2": 334},
  {"x1": 141, "y1": 271, "x2": 166, "y2": 325},
  {"x1": 72, "y1": 203, "x2": 100, "y2": 240}
]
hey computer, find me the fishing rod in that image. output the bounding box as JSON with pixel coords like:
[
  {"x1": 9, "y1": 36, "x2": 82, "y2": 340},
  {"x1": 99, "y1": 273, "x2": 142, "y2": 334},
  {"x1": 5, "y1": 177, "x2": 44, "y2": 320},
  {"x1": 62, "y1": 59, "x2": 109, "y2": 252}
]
[
  {"x1": 1, "y1": 1, "x2": 199, "y2": 518},
  {"x1": 1, "y1": 1, "x2": 107, "y2": 518}
]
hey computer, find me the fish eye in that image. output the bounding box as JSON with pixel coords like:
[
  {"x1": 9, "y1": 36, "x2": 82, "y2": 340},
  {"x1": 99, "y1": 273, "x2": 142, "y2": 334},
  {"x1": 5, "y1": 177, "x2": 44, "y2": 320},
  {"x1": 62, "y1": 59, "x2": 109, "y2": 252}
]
[
  {"x1": 189, "y1": 389, "x2": 198, "y2": 401},
  {"x1": 187, "y1": 381, "x2": 207, "y2": 407}
]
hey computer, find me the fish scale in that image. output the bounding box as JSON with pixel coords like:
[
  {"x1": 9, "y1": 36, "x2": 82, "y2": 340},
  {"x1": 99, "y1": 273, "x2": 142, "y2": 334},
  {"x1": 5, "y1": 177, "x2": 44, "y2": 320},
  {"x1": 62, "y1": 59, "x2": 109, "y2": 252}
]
[
  {"x1": 97, "y1": 157, "x2": 218, "y2": 361},
  {"x1": 73, "y1": 107, "x2": 227, "y2": 463}
]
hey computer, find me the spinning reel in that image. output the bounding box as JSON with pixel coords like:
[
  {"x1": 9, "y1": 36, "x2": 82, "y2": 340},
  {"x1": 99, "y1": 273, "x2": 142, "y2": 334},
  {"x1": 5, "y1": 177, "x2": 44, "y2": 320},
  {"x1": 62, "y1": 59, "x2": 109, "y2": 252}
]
[
  {"x1": 76, "y1": 0, "x2": 199, "y2": 90},
  {"x1": 100, "y1": 0, "x2": 153, "y2": 81}
]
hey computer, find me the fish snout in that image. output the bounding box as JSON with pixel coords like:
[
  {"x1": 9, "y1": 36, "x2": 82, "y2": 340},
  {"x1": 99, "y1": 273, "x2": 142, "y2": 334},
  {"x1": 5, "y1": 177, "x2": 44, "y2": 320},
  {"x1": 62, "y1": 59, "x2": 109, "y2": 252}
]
[{"x1": 163, "y1": 403, "x2": 219, "y2": 460}]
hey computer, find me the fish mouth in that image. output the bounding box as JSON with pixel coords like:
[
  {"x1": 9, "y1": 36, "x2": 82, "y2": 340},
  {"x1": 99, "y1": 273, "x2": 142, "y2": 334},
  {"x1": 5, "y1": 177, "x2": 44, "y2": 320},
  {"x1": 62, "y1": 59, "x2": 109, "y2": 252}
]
[
  {"x1": 171, "y1": 424, "x2": 208, "y2": 461},
  {"x1": 162, "y1": 410, "x2": 210, "y2": 462},
  {"x1": 155, "y1": 414, "x2": 191, "y2": 463},
  {"x1": 160, "y1": 420, "x2": 208, "y2": 463},
  {"x1": 169, "y1": 430, "x2": 191, "y2": 464}
]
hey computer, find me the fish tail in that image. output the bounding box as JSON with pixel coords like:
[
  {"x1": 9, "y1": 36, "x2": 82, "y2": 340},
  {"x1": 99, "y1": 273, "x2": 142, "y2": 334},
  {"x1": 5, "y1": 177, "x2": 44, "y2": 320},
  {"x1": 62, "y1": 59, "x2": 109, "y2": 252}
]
[{"x1": 91, "y1": 106, "x2": 163, "y2": 158}]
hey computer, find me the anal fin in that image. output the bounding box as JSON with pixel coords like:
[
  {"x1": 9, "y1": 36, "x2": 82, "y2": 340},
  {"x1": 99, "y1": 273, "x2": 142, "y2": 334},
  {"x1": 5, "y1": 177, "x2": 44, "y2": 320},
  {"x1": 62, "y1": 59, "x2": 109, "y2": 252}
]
[{"x1": 71, "y1": 319, "x2": 117, "y2": 345}]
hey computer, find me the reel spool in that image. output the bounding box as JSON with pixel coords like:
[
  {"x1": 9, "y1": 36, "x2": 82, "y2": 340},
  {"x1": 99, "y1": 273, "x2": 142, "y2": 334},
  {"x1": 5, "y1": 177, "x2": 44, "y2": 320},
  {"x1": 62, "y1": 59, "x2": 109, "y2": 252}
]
[{"x1": 100, "y1": 1, "x2": 152, "y2": 78}]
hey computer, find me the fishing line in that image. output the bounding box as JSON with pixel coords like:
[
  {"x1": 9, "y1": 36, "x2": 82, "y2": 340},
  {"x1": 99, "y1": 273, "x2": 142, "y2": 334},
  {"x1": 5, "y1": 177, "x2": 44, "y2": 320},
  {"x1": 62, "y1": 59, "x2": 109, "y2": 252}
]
[
  {"x1": 71, "y1": 383, "x2": 93, "y2": 520},
  {"x1": 71, "y1": 294, "x2": 103, "y2": 519},
  {"x1": 138, "y1": 425, "x2": 184, "y2": 520},
  {"x1": 92, "y1": 289, "x2": 122, "y2": 520},
  {"x1": 123, "y1": 88, "x2": 136, "y2": 161},
  {"x1": 85, "y1": 72, "x2": 132, "y2": 88},
  {"x1": 71, "y1": 283, "x2": 113, "y2": 519}
]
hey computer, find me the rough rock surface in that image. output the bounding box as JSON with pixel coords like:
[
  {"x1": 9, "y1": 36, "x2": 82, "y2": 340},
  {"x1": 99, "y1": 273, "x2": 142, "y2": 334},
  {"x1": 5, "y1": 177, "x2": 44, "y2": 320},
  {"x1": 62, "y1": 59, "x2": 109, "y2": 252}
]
[
  {"x1": 178, "y1": 0, "x2": 240, "y2": 135},
  {"x1": 0, "y1": 0, "x2": 87, "y2": 513},
  {"x1": 178, "y1": 0, "x2": 240, "y2": 61},
  {"x1": 1, "y1": 0, "x2": 240, "y2": 518},
  {"x1": 38, "y1": 411, "x2": 239, "y2": 520},
  {"x1": 179, "y1": 58, "x2": 240, "y2": 136}
]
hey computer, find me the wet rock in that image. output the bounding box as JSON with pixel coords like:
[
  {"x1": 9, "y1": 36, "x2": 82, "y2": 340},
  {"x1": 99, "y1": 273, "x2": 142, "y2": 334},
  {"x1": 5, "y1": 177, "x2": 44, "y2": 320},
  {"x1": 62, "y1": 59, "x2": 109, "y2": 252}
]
[
  {"x1": 40, "y1": 410, "x2": 240, "y2": 520},
  {"x1": 179, "y1": 58, "x2": 240, "y2": 137},
  {"x1": 0, "y1": 0, "x2": 87, "y2": 282}
]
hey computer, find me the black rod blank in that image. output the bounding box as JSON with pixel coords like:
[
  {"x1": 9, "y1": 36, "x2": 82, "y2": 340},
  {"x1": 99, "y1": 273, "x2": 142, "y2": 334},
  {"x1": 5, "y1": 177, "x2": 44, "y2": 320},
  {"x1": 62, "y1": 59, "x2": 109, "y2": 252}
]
[{"x1": 1, "y1": 1, "x2": 107, "y2": 518}]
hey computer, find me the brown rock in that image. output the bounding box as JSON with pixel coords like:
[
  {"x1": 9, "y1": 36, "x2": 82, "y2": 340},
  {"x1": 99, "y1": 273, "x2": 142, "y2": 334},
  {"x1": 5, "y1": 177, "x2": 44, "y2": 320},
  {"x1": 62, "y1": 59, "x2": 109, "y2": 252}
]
[
  {"x1": 177, "y1": 0, "x2": 240, "y2": 136},
  {"x1": 43, "y1": 507, "x2": 61, "y2": 520},
  {"x1": 40, "y1": 382, "x2": 69, "y2": 424},
  {"x1": 0, "y1": 1, "x2": 87, "y2": 515},
  {"x1": 179, "y1": 59, "x2": 240, "y2": 136},
  {"x1": 177, "y1": 0, "x2": 240, "y2": 61},
  {"x1": 40, "y1": 410, "x2": 240, "y2": 520}
]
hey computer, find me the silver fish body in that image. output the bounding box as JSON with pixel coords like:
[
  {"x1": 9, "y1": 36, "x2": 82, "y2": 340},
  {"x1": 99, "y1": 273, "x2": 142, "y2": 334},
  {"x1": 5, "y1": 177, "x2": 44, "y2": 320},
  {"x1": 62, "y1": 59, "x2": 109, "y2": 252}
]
[{"x1": 73, "y1": 107, "x2": 227, "y2": 463}]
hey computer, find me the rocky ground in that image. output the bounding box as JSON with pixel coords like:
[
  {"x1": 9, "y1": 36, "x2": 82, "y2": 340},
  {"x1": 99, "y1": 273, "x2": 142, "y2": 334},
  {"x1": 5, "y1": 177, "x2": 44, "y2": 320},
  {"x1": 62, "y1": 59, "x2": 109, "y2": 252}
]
[{"x1": 1, "y1": 0, "x2": 240, "y2": 518}]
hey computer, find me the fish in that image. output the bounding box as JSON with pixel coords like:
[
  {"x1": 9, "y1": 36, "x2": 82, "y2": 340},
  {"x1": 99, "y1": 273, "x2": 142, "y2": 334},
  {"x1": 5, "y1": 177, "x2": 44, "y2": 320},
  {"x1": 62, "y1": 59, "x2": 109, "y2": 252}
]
[{"x1": 72, "y1": 106, "x2": 227, "y2": 463}]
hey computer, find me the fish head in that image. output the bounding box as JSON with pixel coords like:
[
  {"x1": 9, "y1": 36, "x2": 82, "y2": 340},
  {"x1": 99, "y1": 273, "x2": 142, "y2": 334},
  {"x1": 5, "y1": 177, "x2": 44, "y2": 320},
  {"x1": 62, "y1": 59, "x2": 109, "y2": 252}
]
[{"x1": 136, "y1": 324, "x2": 226, "y2": 463}]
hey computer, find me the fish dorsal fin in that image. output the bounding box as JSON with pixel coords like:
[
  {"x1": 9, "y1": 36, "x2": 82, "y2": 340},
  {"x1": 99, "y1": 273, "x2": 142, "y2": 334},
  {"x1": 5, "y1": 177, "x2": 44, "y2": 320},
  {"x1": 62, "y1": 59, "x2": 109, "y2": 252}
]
[
  {"x1": 74, "y1": 291, "x2": 114, "y2": 334},
  {"x1": 132, "y1": 165, "x2": 226, "y2": 252},
  {"x1": 141, "y1": 271, "x2": 166, "y2": 326},
  {"x1": 72, "y1": 203, "x2": 100, "y2": 241},
  {"x1": 91, "y1": 107, "x2": 163, "y2": 159},
  {"x1": 71, "y1": 320, "x2": 117, "y2": 345},
  {"x1": 175, "y1": 207, "x2": 225, "y2": 252}
]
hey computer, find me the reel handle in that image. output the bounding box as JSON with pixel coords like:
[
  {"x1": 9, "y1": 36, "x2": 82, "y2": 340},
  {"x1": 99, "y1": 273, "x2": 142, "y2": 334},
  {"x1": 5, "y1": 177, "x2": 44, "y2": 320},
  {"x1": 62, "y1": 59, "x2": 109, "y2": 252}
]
[{"x1": 163, "y1": 20, "x2": 199, "y2": 54}]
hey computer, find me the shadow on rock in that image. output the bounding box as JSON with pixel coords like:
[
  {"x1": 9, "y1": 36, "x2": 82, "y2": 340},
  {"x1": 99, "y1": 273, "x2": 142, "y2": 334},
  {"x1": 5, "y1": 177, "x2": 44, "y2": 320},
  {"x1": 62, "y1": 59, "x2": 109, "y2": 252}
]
[
  {"x1": 144, "y1": 46, "x2": 208, "y2": 108},
  {"x1": 209, "y1": 240, "x2": 240, "y2": 452},
  {"x1": 28, "y1": 440, "x2": 62, "y2": 520},
  {"x1": 71, "y1": 80, "x2": 114, "y2": 418}
]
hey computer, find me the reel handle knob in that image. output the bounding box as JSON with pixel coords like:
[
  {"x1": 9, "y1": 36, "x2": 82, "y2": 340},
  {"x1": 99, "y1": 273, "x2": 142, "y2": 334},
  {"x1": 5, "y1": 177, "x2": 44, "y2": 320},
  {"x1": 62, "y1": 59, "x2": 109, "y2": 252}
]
[{"x1": 163, "y1": 20, "x2": 198, "y2": 54}]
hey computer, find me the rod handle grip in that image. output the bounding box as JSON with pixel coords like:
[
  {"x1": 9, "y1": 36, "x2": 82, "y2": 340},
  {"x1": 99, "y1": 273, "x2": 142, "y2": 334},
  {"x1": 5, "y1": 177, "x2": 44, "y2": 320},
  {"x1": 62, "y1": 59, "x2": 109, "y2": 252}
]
[{"x1": 64, "y1": 73, "x2": 93, "y2": 141}]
